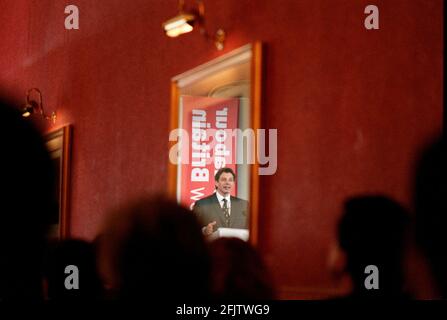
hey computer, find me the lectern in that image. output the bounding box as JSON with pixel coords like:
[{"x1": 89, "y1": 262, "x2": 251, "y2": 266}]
[{"x1": 208, "y1": 228, "x2": 249, "y2": 241}]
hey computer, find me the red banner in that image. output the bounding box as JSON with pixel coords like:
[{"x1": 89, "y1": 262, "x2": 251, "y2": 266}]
[{"x1": 179, "y1": 96, "x2": 239, "y2": 210}]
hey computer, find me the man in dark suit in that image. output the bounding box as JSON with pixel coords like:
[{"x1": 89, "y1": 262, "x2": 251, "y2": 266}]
[{"x1": 193, "y1": 167, "x2": 249, "y2": 236}]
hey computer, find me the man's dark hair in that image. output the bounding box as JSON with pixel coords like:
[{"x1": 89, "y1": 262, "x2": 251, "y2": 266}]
[{"x1": 215, "y1": 167, "x2": 236, "y2": 182}]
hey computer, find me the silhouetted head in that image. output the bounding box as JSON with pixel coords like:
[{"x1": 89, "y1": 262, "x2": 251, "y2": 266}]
[
  {"x1": 338, "y1": 195, "x2": 409, "y2": 298},
  {"x1": 43, "y1": 239, "x2": 103, "y2": 300},
  {"x1": 209, "y1": 237, "x2": 274, "y2": 300},
  {"x1": 102, "y1": 196, "x2": 211, "y2": 301},
  {"x1": 414, "y1": 136, "x2": 446, "y2": 297},
  {"x1": 0, "y1": 96, "x2": 55, "y2": 300}
]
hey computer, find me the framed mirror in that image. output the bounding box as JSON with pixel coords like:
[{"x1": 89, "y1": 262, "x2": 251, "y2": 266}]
[
  {"x1": 168, "y1": 42, "x2": 262, "y2": 245},
  {"x1": 45, "y1": 125, "x2": 72, "y2": 239}
]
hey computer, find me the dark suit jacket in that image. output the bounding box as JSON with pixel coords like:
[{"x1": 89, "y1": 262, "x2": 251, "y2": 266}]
[{"x1": 193, "y1": 193, "x2": 249, "y2": 232}]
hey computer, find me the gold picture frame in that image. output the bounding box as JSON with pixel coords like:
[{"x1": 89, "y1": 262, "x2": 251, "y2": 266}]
[
  {"x1": 168, "y1": 42, "x2": 262, "y2": 246},
  {"x1": 45, "y1": 125, "x2": 72, "y2": 239}
]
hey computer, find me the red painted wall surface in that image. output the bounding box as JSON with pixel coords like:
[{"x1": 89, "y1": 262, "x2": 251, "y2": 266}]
[{"x1": 0, "y1": 0, "x2": 443, "y2": 298}]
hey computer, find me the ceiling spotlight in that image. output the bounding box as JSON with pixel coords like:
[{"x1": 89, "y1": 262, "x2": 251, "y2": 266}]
[{"x1": 21, "y1": 88, "x2": 57, "y2": 123}]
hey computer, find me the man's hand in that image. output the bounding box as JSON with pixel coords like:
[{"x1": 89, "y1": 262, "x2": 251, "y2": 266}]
[{"x1": 203, "y1": 221, "x2": 217, "y2": 236}]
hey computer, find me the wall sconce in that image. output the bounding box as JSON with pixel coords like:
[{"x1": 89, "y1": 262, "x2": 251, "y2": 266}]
[
  {"x1": 162, "y1": 0, "x2": 226, "y2": 50},
  {"x1": 22, "y1": 88, "x2": 57, "y2": 123}
]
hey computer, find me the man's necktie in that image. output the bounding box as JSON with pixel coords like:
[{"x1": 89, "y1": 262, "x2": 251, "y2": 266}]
[{"x1": 222, "y1": 198, "x2": 230, "y2": 227}]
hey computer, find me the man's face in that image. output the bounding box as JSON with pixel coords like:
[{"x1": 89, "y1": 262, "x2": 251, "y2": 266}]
[{"x1": 215, "y1": 172, "x2": 235, "y2": 196}]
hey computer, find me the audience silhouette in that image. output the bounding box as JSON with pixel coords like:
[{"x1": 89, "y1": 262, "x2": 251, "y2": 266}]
[
  {"x1": 0, "y1": 97, "x2": 56, "y2": 300},
  {"x1": 43, "y1": 239, "x2": 103, "y2": 300},
  {"x1": 337, "y1": 195, "x2": 410, "y2": 299},
  {"x1": 208, "y1": 237, "x2": 275, "y2": 300},
  {"x1": 99, "y1": 196, "x2": 211, "y2": 301},
  {"x1": 414, "y1": 135, "x2": 446, "y2": 298}
]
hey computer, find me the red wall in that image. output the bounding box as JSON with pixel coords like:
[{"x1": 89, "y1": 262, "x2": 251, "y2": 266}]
[{"x1": 0, "y1": 0, "x2": 443, "y2": 298}]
